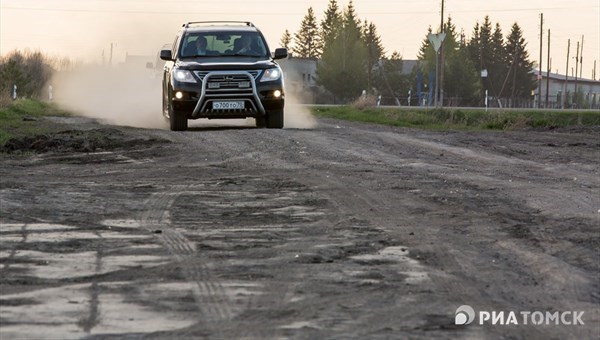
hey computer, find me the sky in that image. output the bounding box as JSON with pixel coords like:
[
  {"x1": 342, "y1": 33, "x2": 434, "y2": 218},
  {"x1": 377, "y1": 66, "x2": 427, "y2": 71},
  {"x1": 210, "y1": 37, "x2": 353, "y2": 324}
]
[{"x1": 1, "y1": 0, "x2": 599, "y2": 79}]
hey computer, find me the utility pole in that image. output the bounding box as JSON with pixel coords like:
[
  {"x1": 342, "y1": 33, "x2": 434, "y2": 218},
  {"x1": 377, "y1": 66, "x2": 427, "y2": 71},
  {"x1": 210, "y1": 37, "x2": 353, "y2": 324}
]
[
  {"x1": 537, "y1": 13, "x2": 543, "y2": 108},
  {"x1": 439, "y1": 0, "x2": 445, "y2": 108},
  {"x1": 594, "y1": 60, "x2": 597, "y2": 80},
  {"x1": 562, "y1": 39, "x2": 570, "y2": 109},
  {"x1": 109, "y1": 43, "x2": 114, "y2": 66},
  {"x1": 574, "y1": 41, "x2": 579, "y2": 106},
  {"x1": 579, "y1": 35, "x2": 584, "y2": 79},
  {"x1": 545, "y1": 29, "x2": 550, "y2": 108}
]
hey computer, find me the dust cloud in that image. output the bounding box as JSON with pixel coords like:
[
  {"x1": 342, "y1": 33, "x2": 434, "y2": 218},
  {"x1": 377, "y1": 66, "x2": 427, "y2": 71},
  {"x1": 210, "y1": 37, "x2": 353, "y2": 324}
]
[
  {"x1": 280, "y1": 59, "x2": 317, "y2": 129},
  {"x1": 46, "y1": 16, "x2": 181, "y2": 129},
  {"x1": 51, "y1": 65, "x2": 167, "y2": 129},
  {"x1": 283, "y1": 92, "x2": 317, "y2": 129}
]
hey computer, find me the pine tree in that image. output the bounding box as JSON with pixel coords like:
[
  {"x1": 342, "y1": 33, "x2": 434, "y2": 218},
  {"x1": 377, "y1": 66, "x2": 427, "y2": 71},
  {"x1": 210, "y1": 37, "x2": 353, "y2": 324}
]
[
  {"x1": 294, "y1": 7, "x2": 322, "y2": 58},
  {"x1": 417, "y1": 26, "x2": 435, "y2": 72},
  {"x1": 317, "y1": 0, "x2": 368, "y2": 102},
  {"x1": 504, "y1": 22, "x2": 535, "y2": 105},
  {"x1": 488, "y1": 22, "x2": 507, "y2": 98},
  {"x1": 375, "y1": 51, "x2": 409, "y2": 105},
  {"x1": 443, "y1": 17, "x2": 459, "y2": 55},
  {"x1": 320, "y1": 0, "x2": 342, "y2": 47},
  {"x1": 363, "y1": 21, "x2": 385, "y2": 93},
  {"x1": 467, "y1": 22, "x2": 480, "y2": 67},
  {"x1": 441, "y1": 16, "x2": 478, "y2": 105},
  {"x1": 445, "y1": 46, "x2": 480, "y2": 106},
  {"x1": 343, "y1": 0, "x2": 362, "y2": 34},
  {"x1": 479, "y1": 16, "x2": 494, "y2": 73},
  {"x1": 280, "y1": 30, "x2": 292, "y2": 52},
  {"x1": 466, "y1": 16, "x2": 494, "y2": 103}
]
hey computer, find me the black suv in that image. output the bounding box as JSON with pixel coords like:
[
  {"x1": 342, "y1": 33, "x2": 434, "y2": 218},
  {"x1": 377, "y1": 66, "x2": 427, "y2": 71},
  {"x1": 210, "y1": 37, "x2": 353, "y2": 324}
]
[{"x1": 160, "y1": 21, "x2": 288, "y2": 131}]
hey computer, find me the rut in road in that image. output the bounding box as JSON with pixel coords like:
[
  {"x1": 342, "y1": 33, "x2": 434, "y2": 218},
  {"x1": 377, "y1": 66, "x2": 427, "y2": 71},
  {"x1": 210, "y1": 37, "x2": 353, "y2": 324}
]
[{"x1": 138, "y1": 186, "x2": 235, "y2": 328}]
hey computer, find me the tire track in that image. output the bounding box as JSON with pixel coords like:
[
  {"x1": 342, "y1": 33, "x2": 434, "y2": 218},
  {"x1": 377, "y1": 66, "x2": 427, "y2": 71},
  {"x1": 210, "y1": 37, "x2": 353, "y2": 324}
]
[{"x1": 138, "y1": 186, "x2": 235, "y2": 329}]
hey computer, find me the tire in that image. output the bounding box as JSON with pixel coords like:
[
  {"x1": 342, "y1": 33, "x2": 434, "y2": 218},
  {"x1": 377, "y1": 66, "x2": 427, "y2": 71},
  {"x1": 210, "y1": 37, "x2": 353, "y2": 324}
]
[
  {"x1": 168, "y1": 100, "x2": 188, "y2": 131},
  {"x1": 162, "y1": 93, "x2": 170, "y2": 127},
  {"x1": 255, "y1": 116, "x2": 266, "y2": 128},
  {"x1": 266, "y1": 109, "x2": 284, "y2": 129}
]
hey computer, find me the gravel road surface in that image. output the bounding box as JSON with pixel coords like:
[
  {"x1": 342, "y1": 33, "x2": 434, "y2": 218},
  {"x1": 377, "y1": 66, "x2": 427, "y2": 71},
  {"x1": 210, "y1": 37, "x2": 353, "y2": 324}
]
[{"x1": 1, "y1": 117, "x2": 598, "y2": 339}]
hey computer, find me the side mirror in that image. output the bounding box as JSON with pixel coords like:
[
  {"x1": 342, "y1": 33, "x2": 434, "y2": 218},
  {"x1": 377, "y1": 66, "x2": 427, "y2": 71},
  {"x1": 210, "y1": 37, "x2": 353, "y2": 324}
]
[
  {"x1": 273, "y1": 48, "x2": 288, "y2": 60},
  {"x1": 146, "y1": 62, "x2": 154, "y2": 69},
  {"x1": 160, "y1": 49, "x2": 173, "y2": 61}
]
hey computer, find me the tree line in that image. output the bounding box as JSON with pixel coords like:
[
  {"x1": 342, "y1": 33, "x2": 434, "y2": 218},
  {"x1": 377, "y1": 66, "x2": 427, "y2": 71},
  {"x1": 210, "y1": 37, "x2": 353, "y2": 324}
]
[{"x1": 282, "y1": 0, "x2": 536, "y2": 107}]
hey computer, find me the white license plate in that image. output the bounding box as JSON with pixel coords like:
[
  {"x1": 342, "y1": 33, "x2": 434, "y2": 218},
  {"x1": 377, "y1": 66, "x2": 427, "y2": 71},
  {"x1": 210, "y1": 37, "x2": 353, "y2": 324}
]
[{"x1": 212, "y1": 101, "x2": 245, "y2": 110}]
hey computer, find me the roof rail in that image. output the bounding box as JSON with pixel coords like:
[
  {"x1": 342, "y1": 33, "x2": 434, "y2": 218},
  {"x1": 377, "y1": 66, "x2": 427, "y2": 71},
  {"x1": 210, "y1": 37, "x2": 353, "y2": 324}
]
[{"x1": 183, "y1": 21, "x2": 254, "y2": 28}]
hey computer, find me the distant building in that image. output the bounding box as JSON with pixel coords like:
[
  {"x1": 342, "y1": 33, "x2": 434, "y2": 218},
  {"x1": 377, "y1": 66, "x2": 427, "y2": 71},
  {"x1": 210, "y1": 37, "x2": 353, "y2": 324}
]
[
  {"x1": 536, "y1": 72, "x2": 599, "y2": 109},
  {"x1": 120, "y1": 53, "x2": 154, "y2": 69}
]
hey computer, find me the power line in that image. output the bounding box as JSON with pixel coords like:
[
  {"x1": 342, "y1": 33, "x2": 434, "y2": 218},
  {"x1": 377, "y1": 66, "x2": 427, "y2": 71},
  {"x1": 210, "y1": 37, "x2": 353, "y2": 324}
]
[{"x1": 2, "y1": 5, "x2": 597, "y2": 15}]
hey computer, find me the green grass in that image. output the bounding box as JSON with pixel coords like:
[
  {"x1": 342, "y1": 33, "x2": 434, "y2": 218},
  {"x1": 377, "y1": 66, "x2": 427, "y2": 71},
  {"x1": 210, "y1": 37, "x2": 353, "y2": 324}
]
[
  {"x1": 0, "y1": 99, "x2": 71, "y2": 145},
  {"x1": 312, "y1": 106, "x2": 600, "y2": 130}
]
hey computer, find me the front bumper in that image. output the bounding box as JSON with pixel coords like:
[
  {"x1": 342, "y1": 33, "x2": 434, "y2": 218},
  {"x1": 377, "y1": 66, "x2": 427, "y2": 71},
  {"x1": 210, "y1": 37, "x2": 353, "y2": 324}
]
[{"x1": 171, "y1": 71, "x2": 284, "y2": 119}]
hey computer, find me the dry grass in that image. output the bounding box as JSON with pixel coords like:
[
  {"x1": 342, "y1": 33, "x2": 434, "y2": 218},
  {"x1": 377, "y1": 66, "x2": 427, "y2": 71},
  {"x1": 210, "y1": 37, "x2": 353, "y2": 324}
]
[
  {"x1": 351, "y1": 95, "x2": 378, "y2": 110},
  {"x1": 0, "y1": 95, "x2": 14, "y2": 109}
]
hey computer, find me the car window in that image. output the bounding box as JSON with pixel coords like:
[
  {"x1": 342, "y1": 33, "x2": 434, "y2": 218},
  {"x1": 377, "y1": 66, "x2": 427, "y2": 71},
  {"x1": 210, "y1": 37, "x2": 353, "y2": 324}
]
[{"x1": 179, "y1": 32, "x2": 268, "y2": 58}]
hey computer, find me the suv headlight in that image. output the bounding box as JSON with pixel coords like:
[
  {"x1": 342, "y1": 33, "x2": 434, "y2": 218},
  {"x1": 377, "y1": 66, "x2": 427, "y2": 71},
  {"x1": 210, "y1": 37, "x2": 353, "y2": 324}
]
[
  {"x1": 173, "y1": 69, "x2": 196, "y2": 83},
  {"x1": 260, "y1": 68, "x2": 282, "y2": 82}
]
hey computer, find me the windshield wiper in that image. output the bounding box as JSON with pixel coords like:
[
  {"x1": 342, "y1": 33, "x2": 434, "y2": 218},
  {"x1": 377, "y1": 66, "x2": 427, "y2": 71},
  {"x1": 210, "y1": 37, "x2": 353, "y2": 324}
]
[
  {"x1": 232, "y1": 53, "x2": 262, "y2": 57},
  {"x1": 180, "y1": 55, "x2": 213, "y2": 58}
]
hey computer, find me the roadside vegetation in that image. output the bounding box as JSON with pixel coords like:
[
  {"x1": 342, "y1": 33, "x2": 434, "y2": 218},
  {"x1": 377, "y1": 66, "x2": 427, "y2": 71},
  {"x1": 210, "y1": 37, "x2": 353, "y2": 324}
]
[
  {"x1": 0, "y1": 50, "x2": 71, "y2": 105},
  {"x1": 0, "y1": 99, "x2": 70, "y2": 146},
  {"x1": 312, "y1": 106, "x2": 600, "y2": 130},
  {"x1": 0, "y1": 99, "x2": 168, "y2": 154}
]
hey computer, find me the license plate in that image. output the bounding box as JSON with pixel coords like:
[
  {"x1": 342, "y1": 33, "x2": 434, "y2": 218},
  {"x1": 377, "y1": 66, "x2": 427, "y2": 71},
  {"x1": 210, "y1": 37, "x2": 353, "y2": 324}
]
[{"x1": 212, "y1": 101, "x2": 245, "y2": 110}]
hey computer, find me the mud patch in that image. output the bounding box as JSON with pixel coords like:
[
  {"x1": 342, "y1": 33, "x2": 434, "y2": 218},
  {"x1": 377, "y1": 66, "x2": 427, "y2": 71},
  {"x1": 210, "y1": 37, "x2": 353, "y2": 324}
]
[
  {"x1": 0, "y1": 283, "x2": 198, "y2": 339},
  {"x1": 503, "y1": 223, "x2": 533, "y2": 239},
  {"x1": 2, "y1": 128, "x2": 168, "y2": 154}
]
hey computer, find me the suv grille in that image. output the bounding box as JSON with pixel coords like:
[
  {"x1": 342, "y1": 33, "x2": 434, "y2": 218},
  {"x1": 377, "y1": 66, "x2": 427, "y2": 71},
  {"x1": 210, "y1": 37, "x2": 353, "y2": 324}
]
[
  {"x1": 204, "y1": 73, "x2": 254, "y2": 95},
  {"x1": 195, "y1": 70, "x2": 261, "y2": 81}
]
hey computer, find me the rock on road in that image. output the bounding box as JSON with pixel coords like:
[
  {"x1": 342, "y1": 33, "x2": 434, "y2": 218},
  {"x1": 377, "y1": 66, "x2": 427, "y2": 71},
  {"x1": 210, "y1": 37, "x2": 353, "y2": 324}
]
[{"x1": 1, "y1": 117, "x2": 599, "y2": 339}]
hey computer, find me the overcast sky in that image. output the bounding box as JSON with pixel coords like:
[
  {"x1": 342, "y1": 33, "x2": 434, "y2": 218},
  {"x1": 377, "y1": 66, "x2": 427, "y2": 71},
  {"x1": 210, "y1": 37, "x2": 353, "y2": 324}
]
[{"x1": 1, "y1": 0, "x2": 598, "y2": 79}]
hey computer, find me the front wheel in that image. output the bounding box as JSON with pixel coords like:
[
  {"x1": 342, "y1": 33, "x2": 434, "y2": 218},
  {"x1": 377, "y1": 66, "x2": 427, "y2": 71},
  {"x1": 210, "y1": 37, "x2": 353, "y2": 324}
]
[
  {"x1": 266, "y1": 109, "x2": 284, "y2": 129},
  {"x1": 168, "y1": 100, "x2": 188, "y2": 131},
  {"x1": 255, "y1": 116, "x2": 266, "y2": 128}
]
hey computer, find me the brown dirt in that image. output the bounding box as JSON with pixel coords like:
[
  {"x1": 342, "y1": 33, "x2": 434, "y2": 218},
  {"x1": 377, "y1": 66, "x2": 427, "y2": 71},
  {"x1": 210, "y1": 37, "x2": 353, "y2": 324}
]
[{"x1": 1, "y1": 116, "x2": 598, "y2": 339}]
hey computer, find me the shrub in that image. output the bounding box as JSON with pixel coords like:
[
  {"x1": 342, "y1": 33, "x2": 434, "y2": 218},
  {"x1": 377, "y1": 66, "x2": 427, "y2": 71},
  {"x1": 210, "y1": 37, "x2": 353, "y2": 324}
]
[
  {"x1": 0, "y1": 50, "x2": 56, "y2": 101},
  {"x1": 352, "y1": 95, "x2": 378, "y2": 110}
]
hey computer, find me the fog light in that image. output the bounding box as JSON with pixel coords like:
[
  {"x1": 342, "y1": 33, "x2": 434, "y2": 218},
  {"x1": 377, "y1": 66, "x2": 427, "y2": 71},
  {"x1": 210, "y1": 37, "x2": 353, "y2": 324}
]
[
  {"x1": 273, "y1": 90, "x2": 282, "y2": 98},
  {"x1": 175, "y1": 91, "x2": 183, "y2": 99}
]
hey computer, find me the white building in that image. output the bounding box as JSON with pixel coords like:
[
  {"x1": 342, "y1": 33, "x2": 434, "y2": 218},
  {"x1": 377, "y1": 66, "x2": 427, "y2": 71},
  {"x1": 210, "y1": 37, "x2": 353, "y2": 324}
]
[{"x1": 537, "y1": 72, "x2": 600, "y2": 109}]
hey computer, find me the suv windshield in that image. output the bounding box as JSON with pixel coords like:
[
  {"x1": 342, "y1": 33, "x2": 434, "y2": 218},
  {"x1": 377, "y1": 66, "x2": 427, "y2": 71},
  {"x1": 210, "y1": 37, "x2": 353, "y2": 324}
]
[{"x1": 179, "y1": 31, "x2": 268, "y2": 58}]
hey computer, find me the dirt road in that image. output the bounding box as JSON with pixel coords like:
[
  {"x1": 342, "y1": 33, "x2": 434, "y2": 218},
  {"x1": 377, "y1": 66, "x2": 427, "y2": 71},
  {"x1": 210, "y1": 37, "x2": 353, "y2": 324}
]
[{"x1": 1, "y1": 116, "x2": 598, "y2": 339}]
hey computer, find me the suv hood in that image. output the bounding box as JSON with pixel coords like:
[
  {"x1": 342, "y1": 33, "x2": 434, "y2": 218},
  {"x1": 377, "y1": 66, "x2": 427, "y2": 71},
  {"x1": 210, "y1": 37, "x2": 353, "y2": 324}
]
[{"x1": 176, "y1": 58, "x2": 278, "y2": 70}]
